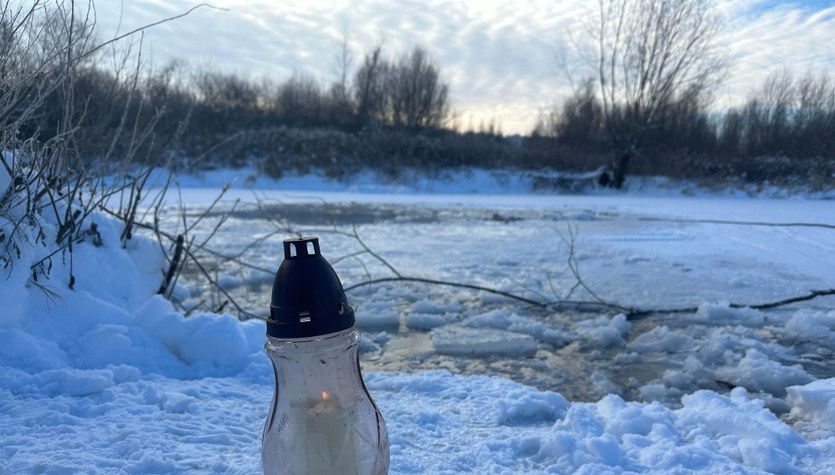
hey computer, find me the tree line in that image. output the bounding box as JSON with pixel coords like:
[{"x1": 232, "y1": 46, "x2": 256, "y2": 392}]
[
  {"x1": 535, "y1": 0, "x2": 834, "y2": 188},
  {"x1": 2, "y1": 0, "x2": 833, "y2": 189},
  {"x1": 535, "y1": 69, "x2": 835, "y2": 185}
]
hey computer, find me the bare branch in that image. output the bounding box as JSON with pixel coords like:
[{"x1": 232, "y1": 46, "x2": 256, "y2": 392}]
[{"x1": 72, "y1": 4, "x2": 224, "y2": 67}]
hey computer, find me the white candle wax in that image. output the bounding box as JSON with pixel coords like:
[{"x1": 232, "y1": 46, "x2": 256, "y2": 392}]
[{"x1": 290, "y1": 391, "x2": 359, "y2": 474}]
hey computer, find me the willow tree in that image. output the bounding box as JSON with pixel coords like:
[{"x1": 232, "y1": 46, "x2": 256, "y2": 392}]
[{"x1": 589, "y1": 0, "x2": 725, "y2": 187}]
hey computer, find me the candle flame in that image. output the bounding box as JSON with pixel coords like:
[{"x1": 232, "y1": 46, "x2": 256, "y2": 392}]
[{"x1": 321, "y1": 391, "x2": 329, "y2": 401}]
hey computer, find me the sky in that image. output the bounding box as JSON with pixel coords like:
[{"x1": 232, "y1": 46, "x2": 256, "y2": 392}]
[{"x1": 90, "y1": 0, "x2": 835, "y2": 135}]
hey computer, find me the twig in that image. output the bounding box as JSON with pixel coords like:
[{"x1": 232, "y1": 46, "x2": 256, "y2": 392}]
[
  {"x1": 351, "y1": 224, "x2": 401, "y2": 278},
  {"x1": 183, "y1": 246, "x2": 259, "y2": 319},
  {"x1": 330, "y1": 250, "x2": 370, "y2": 266},
  {"x1": 555, "y1": 216, "x2": 611, "y2": 305},
  {"x1": 201, "y1": 247, "x2": 274, "y2": 275},
  {"x1": 167, "y1": 235, "x2": 193, "y2": 301},
  {"x1": 186, "y1": 180, "x2": 236, "y2": 235},
  {"x1": 65, "y1": 4, "x2": 225, "y2": 70},
  {"x1": 158, "y1": 233, "x2": 184, "y2": 295},
  {"x1": 194, "y1": 198, "x2": 240, "y2": 252}
]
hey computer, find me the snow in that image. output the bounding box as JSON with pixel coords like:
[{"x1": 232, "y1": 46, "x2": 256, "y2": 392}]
[{"x1": 3, "y1": 171, "x2": 835, "y2": 473}]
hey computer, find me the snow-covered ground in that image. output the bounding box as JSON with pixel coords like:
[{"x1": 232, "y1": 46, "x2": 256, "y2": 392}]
[{"x1": 2, "y1": 170, "x2": 834, "y2": 474}]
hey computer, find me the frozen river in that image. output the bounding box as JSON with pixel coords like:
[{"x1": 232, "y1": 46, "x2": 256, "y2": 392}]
[{"x1": 168, "y1": 190, "x2": 835, "y2": 406}]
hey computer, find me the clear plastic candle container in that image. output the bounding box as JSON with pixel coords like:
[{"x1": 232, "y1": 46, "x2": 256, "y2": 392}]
[{"x1": 262, "y1": 237, "x2": 389, "y2": 475}]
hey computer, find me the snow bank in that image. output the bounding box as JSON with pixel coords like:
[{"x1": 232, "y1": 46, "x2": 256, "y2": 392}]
[{"x1": 0, "y1": 211, "x2": 267, "y2": 381}]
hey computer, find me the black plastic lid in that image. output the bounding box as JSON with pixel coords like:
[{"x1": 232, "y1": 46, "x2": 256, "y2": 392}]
[{"x1": 267, "y1": 237, "x2": 355, "y2": 338}]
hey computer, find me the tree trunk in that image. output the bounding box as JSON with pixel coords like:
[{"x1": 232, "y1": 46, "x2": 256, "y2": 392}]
[{"x1": 611, "y1": 150, "x2": 630, "y2": 188}]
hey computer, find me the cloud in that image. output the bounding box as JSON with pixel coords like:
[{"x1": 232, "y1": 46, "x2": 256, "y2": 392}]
[
  {"x1": 91, "y1": 0, "x2": 835, "y2": 135},
  {"x1": 716, "y1": 1, "x2": 835, "y2": 105}
]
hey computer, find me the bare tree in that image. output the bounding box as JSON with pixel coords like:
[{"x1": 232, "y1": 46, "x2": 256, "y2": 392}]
[
  {"x1": 725, "y1": 69, "x2": 835, "y2": 159},
  {"x1": 327, "y1": 32, "x2": 355, "y2": 128},
  {"x1": 354, "y1": 43, "x2": 387, "y2": 128},
  {"x1": 330, "y1": 32, "x2": 353, "y2": 106},
  {"x1": 546, "y1": 77, "x2": 605, "y2": 147},
  {"x1": 274, "y1": 72, "x2": 325, "y2": 126},
  {"x1": 384, "y1": 46, "x2": 450, "y2": 129},
  {"x1": 584, "y1": 0, "x2": 725, "y2": 187},
  {"x1": 354, "y1": 45, "x2": 451, "y2": 130}
]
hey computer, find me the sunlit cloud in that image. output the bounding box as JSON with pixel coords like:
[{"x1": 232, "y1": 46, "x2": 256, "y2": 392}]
[{"x1": 92, "y1": 1, "x2": 835, "y2": 135}]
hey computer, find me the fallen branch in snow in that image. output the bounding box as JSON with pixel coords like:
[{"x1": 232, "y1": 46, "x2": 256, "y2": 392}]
[
  {"x1": 345, "y1": 276, "x2": 637, "y2": 313},
  {"x1": 627, "y1": 288, "x2": 835, "y2": 319},
  {"x1": 554, "y1": 215, "x2": 624, "y2": 310},
  {"x1": 347, "y1": 276, "x2": 835, "y2": 321},
  {"x1": 351, "y1": 224, "x2": 402, "y2": 278},
  {"x1": 338, "y1": 218, "x2": 635, "y2": 315},
  {"x1": 745, "y1": 288, "x2": 835, "y2": 309}
]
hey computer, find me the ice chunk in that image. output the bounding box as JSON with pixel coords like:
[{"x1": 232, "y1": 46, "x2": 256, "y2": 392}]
[
  {"x1": 786, "y1": 378, "x2": 835, "y2": 439},
  {"x1": 355, "y1": 300, "x2": 400, "y2": 327},
  {"x1": 405, "y1": 312, "x2": 448, "y2": 330},
  {"x1": 496, "y1": 389, "x2": 568, "y2": 425},
  {"x1": 463, "y1": 310, "x2": 569, "y2": 346},
  {"x1": 464, "y1": 309, "x2": 509, "y2": 328},
  {"x1": 432, "y1": 326, "x2": 538, "y2": 357},
  {"x1": 714, "y1": 349, "x2": 814, "y2": 396},
  {"x1": 410, "y1": 299, "x2": 461, "y2": 314},
  {"x1": 785, "y1": 309, "x2": 835, "y2": 345},
  {"x1": 628, "y1": 325, "x2": 695, "y2": 354},
  {"x1": 575, "y1": 314, "x2": 630, "y2": 348},
  {"x1": 695, "y1": 302, "x2": 765, "y2": 327}
]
